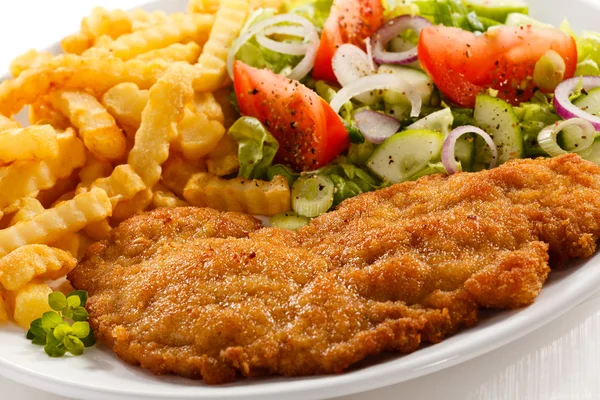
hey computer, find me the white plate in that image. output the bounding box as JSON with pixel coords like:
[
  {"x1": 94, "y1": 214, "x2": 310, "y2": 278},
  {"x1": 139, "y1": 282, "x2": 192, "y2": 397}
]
[{"x1": 2, "y1": 0, "x2": 600, "y2": 399}]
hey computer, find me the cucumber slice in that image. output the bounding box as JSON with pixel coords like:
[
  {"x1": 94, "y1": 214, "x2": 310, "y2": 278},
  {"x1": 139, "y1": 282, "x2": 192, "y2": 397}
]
[
  {"x1": 455, "y1": 135, "x2": 476, "y2": 172},
  {"x1": 366, "y1": 129, "x2": 445, "y2": 183},
  {"x1": 573, "y1": 87, "x2": 600, "y2": 116},
  {"x1": 473, "y1": 94, "x2": 524, "y2": 165},
  {"x1": 378, "y1": 65, "x2": 434, "y2": 107},
  {"x1": 505, "y1": 13, "x2": 552, "y2": 28},
  {"x1": 463, "y1": 0, "x2": 528, "y2": 23},
  {"x1": 407, "y1": 108, "x2": 453, "y2": 134}
]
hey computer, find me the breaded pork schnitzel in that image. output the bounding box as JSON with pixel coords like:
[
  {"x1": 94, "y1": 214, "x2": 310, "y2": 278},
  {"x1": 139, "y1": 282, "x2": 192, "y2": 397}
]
[{"x1": 68, "y1": 154, "x2": 600, "y2": 384}]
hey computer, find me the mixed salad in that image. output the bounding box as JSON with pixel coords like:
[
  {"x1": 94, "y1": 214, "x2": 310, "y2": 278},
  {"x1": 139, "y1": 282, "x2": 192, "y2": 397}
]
[{"x1": 224, "y1": 0, "x2": 600, "y2": 227}]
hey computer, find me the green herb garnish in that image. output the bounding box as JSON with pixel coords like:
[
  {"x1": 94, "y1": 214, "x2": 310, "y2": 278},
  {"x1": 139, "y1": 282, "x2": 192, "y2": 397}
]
[{"x1": 26, "y1": 290, "x2": 95, "y2": 357}]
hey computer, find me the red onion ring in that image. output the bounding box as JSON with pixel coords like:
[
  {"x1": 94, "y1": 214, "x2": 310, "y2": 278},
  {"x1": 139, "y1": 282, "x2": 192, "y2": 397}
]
[
  {"x1": 370, "y1": 15, "x2": 432, "y2": 65},
  {"x1": 354, "y1": 110, "x2": 401, "y2": 144},
  {"x1": 554, "y1": 76, "x2": 600, "y2": 130},
  {"x1": 442, "y1": 126, "x2": 498, "y2": 174}
]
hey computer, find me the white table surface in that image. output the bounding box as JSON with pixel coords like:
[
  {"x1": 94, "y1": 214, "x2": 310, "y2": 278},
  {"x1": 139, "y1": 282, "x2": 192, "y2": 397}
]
[{"x1": 1, "y1": 1, "x2": 600, "y2": 399}]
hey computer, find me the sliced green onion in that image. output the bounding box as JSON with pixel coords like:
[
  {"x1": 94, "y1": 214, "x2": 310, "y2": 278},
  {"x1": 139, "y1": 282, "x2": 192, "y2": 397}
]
[
  {"x1": 538, "y1": 118, "x2": 597, "y2": 157},
  {"x1": 270, "y1": 212, "x2": 310, "y2": 230},
  {"x1": 291, "y1": 174, "x2": 335, "y2": 218}
]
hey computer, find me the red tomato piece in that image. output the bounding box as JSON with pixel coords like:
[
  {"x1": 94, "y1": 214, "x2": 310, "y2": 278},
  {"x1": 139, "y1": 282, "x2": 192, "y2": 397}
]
[
  {"x1": 312, "y1": 0, "x2": 385, "y2": 82},
  {"x1": 234, "y1": 61, "x2": 349, "y2": 172},
  {"x1": 418, "y1": 25, "x2": 578, "y2": 107}
]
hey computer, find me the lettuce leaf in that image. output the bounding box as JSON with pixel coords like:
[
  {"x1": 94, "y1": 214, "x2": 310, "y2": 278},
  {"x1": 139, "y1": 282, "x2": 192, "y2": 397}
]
[
  {"x1": 283, "y1": 0, "x2": 333, "y2": 30},
  {"x1": 228, "y1": 117, "x2": 279, "y2": 179},
  {"x1": 513, "y1": 92, "x2": 559, "y2": 156},
  {"x1": 413, "y1": 0, "x2": 494, "y2": 32}
]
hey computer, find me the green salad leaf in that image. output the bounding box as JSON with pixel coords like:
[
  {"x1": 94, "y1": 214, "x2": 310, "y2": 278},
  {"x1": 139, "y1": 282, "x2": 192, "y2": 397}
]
[
  {"x1": 228, "y1": 117, "x2": 279, "y2": 180},
  {"x1": 283, "y1": 0, "x2": 334, "y2": 30},
  {"x1": 27, "y1": 291, "x2": 95, "y2": 358},
  {"x1": 413, "y1": 0, "x2": 498, "y2": 32},
  {"x1": 514, "y1": 92, "x2": 560, "y2": 156}
]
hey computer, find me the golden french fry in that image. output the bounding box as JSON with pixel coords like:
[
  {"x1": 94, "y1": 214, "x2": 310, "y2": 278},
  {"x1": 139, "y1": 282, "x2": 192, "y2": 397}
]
[
  {"x1": 76, "y1": 233, "x2": 93, "y2": 260},
  {"x1": 28, "y1": 98, "x2": 71, "y2": 130},
  {"x1": 52, "y1": 280, "x2": 75, "y2": 295},
  {"x1": 134, "y1": 42, "x2": 202, "y2": 63},
  {"x1": 83, "y1": 219, "x2": 112, "y2": 241},
  {"x1": 0, "y1": 54, "x2": 169, "y2": 117},
  {"x1": 161, "y1": 153, "x2": 205, "y2": 197},
  {"x1": 129, "y1": 9, "x2": 170, "y2": 31},
  {"x1": 128, "y1": 63, "x2": 195, "y2": 187},
  {"x1": 152, "y1": 184, "x2": 189, "y2": 208},
  {"x1": 81, "y1": 7, "x2": 133, "y2": 40},
  {"x1": 78, "y1": 155, "x2": 113, "y2": 190},
  {"x1": 193, "y1": 0, "x2": 249, "y2": 92},
  {"x1": 0, "y1": 131, "x2": 85, "y2": 209},
  {"x1": 0, "y1": 115, "x2": 20, "y2": 132},
  {"x1": 194, "y1": 92, "x2": 225, "y2": 124},
  {"x1": 0, "y1": 125, "x2": 59, "y2": 164},
  {"x1": 172, "y1": 107, "x2": 225, "y2": 160},
  {"x1": 61, "y1": 32, "x2": 94, "y2": 55},
  {"x1": 250, "y1": 0, "x2": 284, "y2": 9},
  {"x1": 92, "y1": 164, "x2": 146, "y2": 205},
  {"x1": 111, "y1": 189, "x2": 153, "y2": 223},
  {"x1": 101, "y1": 83, "x2": 149, "y2": 139},
  {"x1": 0, "y1": 245, "x2": 77, "y2": 291},
  {"x1": 49, "y1": 89, "x2": 127, "y2": 161},
  {"x1": 184, "y1": 173, "x2": 291, "y2": 216},
  {"x1": 213, "y1": 87, "x2": 239, "y2": 129},
  {"x1": 89, "y1": 14, "x2": 214, "y2": 61},
  {"x1": 36, "y1": 169, "x2": 80, "y2": 209},
  {"x1": 52, "y1": 233, "x2": 81, "y2": 259},
  {"x1": 205, "y1": 134, "x2": 239, "y2": 176},
  {"x1": 10, "y1": 281, "x2": 53, "y2": 329},
  {"x1": 51, "y1": 191, "x2": 76, "y2": 207},
  {"x1": 0, "y1": 290, "x2": 8, "y2": 323},
  {"x1": 9, "y1": 50, "x2": 54, "y2": 78},
  {"x1": 0, "y1": 188, "x2": 112, "y2": 257},
  {"x1": 9, "y1": 198, "x2": 44, "y2": 227}
]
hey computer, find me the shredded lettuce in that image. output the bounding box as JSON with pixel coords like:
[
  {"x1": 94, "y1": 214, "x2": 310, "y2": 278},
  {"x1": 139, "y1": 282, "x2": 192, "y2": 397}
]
[
  {"x1": 412, "y1": 0, "x2": 496, "y2": 32},
  {"x1": 266, "y1": 164, "x2": 299, "y2": 186},
  {"x1": 228, "y1": 117, "x2": 279, "y2": 180},
  {"x1": 560, "y1": 19, "x2": 600, "y2": 77},
  {"x1": 283, "y1": 0, "x2": 333, "y2": 30},
  {"x1": 235, "y1": 8, "x2": 304, "y2": 76},
  {"x1": 514, "y1": 92, "x2": 559, "y2": 157}
]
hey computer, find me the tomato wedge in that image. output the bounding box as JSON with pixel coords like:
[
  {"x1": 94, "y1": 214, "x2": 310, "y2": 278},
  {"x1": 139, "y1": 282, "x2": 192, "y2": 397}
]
[
  {"x1": 312, "y1": 0, "x2": 384, "y2": 82},
  {"x1": 418, "y1": 25, "x2": 578, "y2": 107},
  {"x1": 234, "y1": 61, "x2": 349, "y2": 172}
]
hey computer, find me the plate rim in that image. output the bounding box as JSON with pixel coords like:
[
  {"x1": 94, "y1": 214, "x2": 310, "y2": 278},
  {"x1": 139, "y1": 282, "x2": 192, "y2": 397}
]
[{"x1": 1, "y1": 0, "x2": 600, "y2": 399}]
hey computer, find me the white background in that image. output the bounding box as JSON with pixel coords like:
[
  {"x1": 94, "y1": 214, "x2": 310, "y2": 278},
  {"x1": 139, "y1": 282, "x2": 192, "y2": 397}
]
[{"x1": 1, "y1": 1, "x2": 600, "y2": 399}]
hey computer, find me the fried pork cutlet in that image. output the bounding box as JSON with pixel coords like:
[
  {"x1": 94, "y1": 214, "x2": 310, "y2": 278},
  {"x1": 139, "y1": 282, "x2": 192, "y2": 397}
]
[{"x1": 68, "y1": 154, "x2": 600, "y2": 384}]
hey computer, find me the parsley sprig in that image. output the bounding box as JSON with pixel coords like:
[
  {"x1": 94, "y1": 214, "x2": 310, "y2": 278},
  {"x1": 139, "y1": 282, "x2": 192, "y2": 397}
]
[{"x1": 27, "y1": 290, "x2": 95, "y2": 357}]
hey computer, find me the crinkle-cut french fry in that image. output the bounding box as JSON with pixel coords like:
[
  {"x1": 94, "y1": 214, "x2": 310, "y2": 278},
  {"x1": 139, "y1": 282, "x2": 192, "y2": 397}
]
[
  {"x1": 111, "y1": 189, "x2": 153, "y2": 223},
  {"x1": 188, "y1": 0, "x2": 221, "y2": 14},
  {"x1": 172, "y1": 107, "x2": 225, "y2": 160},
  {"x1": 161, "y1": 153, "x2": 205, "y2": 197},
  {"x1": 51, "y1": 191, "x2": 76, "y2": 207},
  {"x1": 134, "y1": 42, "x2": 202, "y2": 63},
  {"x1": 83, "y1": 219, "x2": 112, "y2": 241},
  {"x1": 129, "y1": 9, "x2": 170, "y2": 31},
  {"x1": 75, "y1": 233, "x2": 93, "y2": 260},
  {"x1": 49, "y1": 90, "x2": 127, "y2": 161},
  {"x1": 102, "y1": 83, "x2": 149, "y2": 140},
  {"x1": 0, "y1": 245, "x2": 77, "y2": 291},
  {"x1": 128, "y1": 63, "x2": 195, "y2": 187},
  {"x1": 205, "y1": 134, "x2": 239, "y2": 176},
  {"x1": 0, "y1": 54, "x2": 169, "y2": 117},
  {"x1": 0, "y1": 115, "x2": 20, "y2": 132},
  {"x1": 194, "y1": 92, "x2": 225, "y2": 124},
  {"x1": 28, "y1": 98, "x2": 71, "y2": 130},
  {"x1": 0, "y1": 125, "x2": 59, "y2": 164},
  {"x1": 250, "y1": 0, "x2": 284, "y2": 9},
  {"x1": 61, "y1": 32, "x2": 94, "y2": 55},
  {"x1": 184, "y1": 173, "x2": 291, "y2": 216},
  {"x1": 89, "y1": 13, "x2": 214, "y2": 61},
  {"x1": 36, "y1": 169, "x2": 80, "y2": 209},
  {"x1": 0, "y1": 290, "x2": 8, "y2": 323},
  {"x1": 77, "y1": 155, "x2": 113, "y2": 191},
  {"x1": 91, "y1": 164, "x2": 146, "y2": 206},
  {"x1": 193, "y1": 0, "x2": 249, "y2": 92},
  {"x1": 9, "y1": 50, "x2": 53, "y2": 78},
  {"x1": 10, "y1": 281, "x2": 53, "y2": 329},
  {"x1": 0, "y1": 188, "x2": 111, "y2": 258},
  {"x1": 81, "y1": 7, "x2": 133, "y2": 40},
  {"x1": 152, "y1": 184, "x2": 189, "y2": 209},
  {"x1": 9, "y1": 198, "x2": 44, "y2": 227},
  {"x1": 52, "y1": 233, "x2": 81, "y2": 259},
  {"x1": 0, "y1": 131, "x2": 85, "y2": 209}
]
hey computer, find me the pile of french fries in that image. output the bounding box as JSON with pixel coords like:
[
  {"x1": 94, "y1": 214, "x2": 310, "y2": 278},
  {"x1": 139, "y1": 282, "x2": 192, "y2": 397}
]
[{"x1": 0, "y1": 0, "x2": 292, "y2": 329}]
